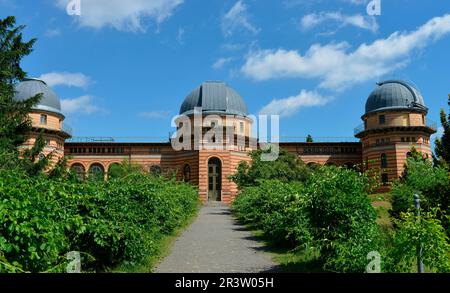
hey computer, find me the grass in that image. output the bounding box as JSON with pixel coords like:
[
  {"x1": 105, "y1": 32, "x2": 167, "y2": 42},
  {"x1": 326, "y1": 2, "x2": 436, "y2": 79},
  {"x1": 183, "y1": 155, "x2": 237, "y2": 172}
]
[
  {"x1": 370, "y1": 192, "x2": 393, "y2": 230},
  {"x1": 111, "y1": 205, "x2": 200, "y2": 273},
  {"x1": 247, "y1": 229, "x2": 324, "y2": 273}
]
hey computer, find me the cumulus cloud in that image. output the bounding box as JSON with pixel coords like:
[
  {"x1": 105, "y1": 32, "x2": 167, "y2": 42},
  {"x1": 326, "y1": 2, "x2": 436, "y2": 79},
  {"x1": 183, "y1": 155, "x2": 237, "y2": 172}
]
[
  {"x1": 39, "y1": 72, "x2": 91, "y2": 88},
  {"x1": 212, "y1": 57, "x2": 235, "y2": 69},
  {"x1": 222, "y1": 0, "x2": 259, "y2": 37},
  {"x1": 242, "y1": 14, "x2": 450, "y2": 90},
  {"x1": 300, "y1": 12, "x2": 378, "y2": 33},
  {"x1": 61, "y1": 95, "x2": 100, "y2": 114},
  {"x1": 259, "y1": 90, "x2": 330, "y2": 117},
  {"x1": 55, "y1": 0, "x2": 183, "y2": 32},
  {"x1": 139, "y1": 110, "x2": 171, "y2": 119}
]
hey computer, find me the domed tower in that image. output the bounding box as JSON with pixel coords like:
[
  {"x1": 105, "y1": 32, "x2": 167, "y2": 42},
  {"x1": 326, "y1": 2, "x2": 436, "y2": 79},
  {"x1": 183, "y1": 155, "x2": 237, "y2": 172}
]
[
  {"x1": 178, "y1": 81, "x2": 254, "y2": 203},
  {"x1": 355, "y1": 80, "x2": 436, "y2": 189},
  {"x1": 14, "y1": 78, "x2": 71, "y2": 164}
]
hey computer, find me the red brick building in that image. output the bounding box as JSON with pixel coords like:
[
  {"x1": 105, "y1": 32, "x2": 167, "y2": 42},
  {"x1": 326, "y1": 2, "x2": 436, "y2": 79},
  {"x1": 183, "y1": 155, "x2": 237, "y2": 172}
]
[{"x1": 15, "y1": 79, "x2": 436, "y2": 203}]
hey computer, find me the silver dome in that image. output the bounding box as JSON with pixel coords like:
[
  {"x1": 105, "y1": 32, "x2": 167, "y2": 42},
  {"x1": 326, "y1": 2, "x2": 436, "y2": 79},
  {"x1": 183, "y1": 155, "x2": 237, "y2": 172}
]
[
  {"x1": 14, "y1": 78, "x2": 63, "y2": 115},
  {"x1": 365, "y1": 80, "x2": 427, "y2": 116},
  {"x1": 180, "y1": 81, "x2": 248, "y2": 116}
]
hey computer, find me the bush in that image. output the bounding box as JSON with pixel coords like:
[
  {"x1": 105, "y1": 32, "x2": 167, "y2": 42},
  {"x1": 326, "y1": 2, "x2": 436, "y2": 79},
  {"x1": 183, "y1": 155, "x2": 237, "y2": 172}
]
[
  {"x1": 233, "y1": 180, "x2": 312, "y2": 248},
  {"x1": 391, "y1": 157, "x2": 450, "y2": 218},
  {"x1": 306, "y1": 167, "x2": 383, "y2": 272},
  {"x1": 0, "y1": 168, "x2": 199, "y2": 272},
  {"x1": 232, "y1": 165, "x2": 382, "y2": 272}
]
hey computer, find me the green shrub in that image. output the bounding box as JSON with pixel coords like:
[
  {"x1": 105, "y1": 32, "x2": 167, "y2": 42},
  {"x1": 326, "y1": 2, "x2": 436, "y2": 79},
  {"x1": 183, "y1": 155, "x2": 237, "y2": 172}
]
[
  {"x1": 388, "y1": 209, "x2": 450, "y2": 272},
  {"x1": 0, "y1": 168, "x2": 199, "y2": 272},
  {"x1": 391, "y1": 157, "x2": 450, "y2": 218}
]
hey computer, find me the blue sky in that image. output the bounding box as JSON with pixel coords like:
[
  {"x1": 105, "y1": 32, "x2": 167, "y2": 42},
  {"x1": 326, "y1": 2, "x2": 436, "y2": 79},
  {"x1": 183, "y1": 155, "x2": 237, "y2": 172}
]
[{"x1": 1, "y1": 0, "x2": 449, "y2": 143}]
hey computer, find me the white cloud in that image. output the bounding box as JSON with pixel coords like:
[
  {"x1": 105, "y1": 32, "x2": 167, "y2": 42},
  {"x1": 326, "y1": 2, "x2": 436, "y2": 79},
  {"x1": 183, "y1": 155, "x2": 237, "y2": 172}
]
[
  {"x1": 55, "y1": 0, "x2": 183, "y2": 32},
  {"x1": 242, "y1": 14, "x2": 450, "y2": 90},
  {"x1": 45, "y1": 28, "x2": 62, "y2": 38},
  {"x1": 139, "y1": 110, "x2": 171, "y2": 119},
  {"x1": 39, "y1": 72, "x2": 91, "y2": 88},
  {"x1": 222, "y1": 0, "x2": 259, "y2": 37},
  {"x1": 259, "y1": 90, "x2": 330, "y2": 117},
  {"x1": 212, "y1": 57, "x2": 235, "y2": 69},
  {"x1": 300, "y1": 12, "x2": 378, "y2": 33},
  {"x1": 61, "y1": 95, "x2": 100, "y2": 114}
]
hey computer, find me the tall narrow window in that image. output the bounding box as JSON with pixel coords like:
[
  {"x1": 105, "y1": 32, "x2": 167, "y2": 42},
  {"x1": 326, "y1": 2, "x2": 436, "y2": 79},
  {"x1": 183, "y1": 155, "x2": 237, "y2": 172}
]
[
  {"x1": 380, "y1": 153, "x2": 388, "y2": 168},
  {"x1": 183, "y1": 164, "x2": 191, "y2": 182},
  {"x1": 40, "y1": 114, "x2": 47, "y2": 125},
  {"x1": 381, "y1": 173, "x2": 389, "y2": 185},
  {"x1": 240, "y1": 121, "x2": 244, "y2": 134},
  {"x1": 379, "y1": 115, "x2": 385, "y2": 125}
]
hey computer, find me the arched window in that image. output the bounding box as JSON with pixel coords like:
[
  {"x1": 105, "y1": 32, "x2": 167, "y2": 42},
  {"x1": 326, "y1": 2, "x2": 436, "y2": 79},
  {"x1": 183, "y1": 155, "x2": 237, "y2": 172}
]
[
  {"x1": 88, "y1": 163, "x2": 104, "y2": 181},
  {"x1": 183, "y1": 164, "x2": 191, "y2": 182},
  {"x1": 380, "y1": 153, "x2": 388, "y2": 168},
  {"x1": 70, "y1": 163, "x2": 85, "y2": 180},
  {"x1": 150, "y1": 165, "x2": 161, "y2": 176},
  {"x1": 107, "y1": 163, "x2": 122, "y2": 179}
]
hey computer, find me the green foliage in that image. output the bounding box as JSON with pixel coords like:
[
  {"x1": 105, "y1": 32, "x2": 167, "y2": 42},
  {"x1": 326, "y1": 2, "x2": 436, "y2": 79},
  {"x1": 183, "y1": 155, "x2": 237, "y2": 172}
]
[
  {"x1": 233, "y1": 165, "x2": 382, "y2": 272},
  {"x1": 388, "y1": 209, "x2": 450, "y2": 272},
  {"x1": 306, "y1": 134, "x2": 313, "y2": 143},
  {"x1": 391, "y1": 156, "x2": 450, "y2": 218},
  {"x1": 232, "y1": 180, "x2": 312, "y2": 248},
  {"x1": 107, "y1": 160, "x2": 143, "y2": 179},
  {"x1": 306, "y1": 167, "x2": 382, "y2": 272},
  {"x1": 0, "y1": 168, "x2": 199, "y2": 272},
  {"x1": 229, "y1": 148, "x2": 311, "y2": 189},
  {"x1": 434, "y1": 94, "x2": 450, "y2": 166}
]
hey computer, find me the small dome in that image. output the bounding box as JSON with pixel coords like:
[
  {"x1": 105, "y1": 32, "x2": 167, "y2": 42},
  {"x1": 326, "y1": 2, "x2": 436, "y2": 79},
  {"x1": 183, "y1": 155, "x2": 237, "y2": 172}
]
[
  {"x1": 180, "y1": 81, "x2": 248, "y2": 116},
  {"x1": 14, "y1": 78, "x2": 62, "y2": 115},
  {"x1": 365, "y1": 80, "x2": 427, "y2": 116}
]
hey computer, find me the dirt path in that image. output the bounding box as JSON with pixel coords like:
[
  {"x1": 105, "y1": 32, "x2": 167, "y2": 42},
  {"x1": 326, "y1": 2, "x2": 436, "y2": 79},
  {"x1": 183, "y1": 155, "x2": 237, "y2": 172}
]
[{"x1": 155, "y1": 204, "x2": 277, "y2": 273}]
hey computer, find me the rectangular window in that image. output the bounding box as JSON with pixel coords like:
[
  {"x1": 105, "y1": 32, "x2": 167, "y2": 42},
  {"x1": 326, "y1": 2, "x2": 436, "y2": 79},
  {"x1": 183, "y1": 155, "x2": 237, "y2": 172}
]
[
  {"x1": 379, "y1": 115, "x2": 385, "y2": 125},
  {"x1": 402, "y1": 114, "x2": 409, "y2": 126},
  {"x1": 40, "y1": 114, "x2": 47, "y2": 125},
  {"x1": 401, "y1": 137, "x2": 405, "y2": 142},
  {"x1": 240, "y1": 122, "x2": 244, "y2": 134}
]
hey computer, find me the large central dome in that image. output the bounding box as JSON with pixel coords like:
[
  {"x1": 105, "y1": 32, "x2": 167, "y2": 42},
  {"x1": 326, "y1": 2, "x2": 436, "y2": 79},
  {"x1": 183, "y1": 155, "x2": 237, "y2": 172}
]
[
  {"x1": 179, "y1": 81, "x2": 248, "y2": 116},
  {"x1": 364, "y1": 80, "x2": 427, "y2": 116}
]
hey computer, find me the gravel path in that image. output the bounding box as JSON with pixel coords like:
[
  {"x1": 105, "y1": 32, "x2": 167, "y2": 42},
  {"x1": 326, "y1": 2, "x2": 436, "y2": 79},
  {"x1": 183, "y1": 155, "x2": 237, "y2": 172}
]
[{"x1": 155, "y1": 204, "x2": 277, "y2": 273}]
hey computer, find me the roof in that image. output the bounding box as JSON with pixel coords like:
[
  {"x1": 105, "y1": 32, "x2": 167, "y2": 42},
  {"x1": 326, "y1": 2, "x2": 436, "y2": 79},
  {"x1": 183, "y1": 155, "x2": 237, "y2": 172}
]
[
  {"x1": 13, "y1": 78, "x2": 63, "y2": 115},
  {"x1": 179, "y1": 81, "x2": 248, "y2": 116},
  {"x1": 364, "y1": 80, "x2": 427, "y2": 116}
]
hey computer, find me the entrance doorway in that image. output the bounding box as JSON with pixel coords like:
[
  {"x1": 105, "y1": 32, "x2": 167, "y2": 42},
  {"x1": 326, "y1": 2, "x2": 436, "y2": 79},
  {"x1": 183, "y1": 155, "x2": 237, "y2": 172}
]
[{"x1": 207, "y1": 157, "x2": 221, "y2": 201}]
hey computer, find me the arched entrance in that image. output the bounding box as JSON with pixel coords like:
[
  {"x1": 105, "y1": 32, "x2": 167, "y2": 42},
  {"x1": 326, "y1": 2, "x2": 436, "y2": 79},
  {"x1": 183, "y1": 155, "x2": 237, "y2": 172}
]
[{"x1": 207, "y1": 157, "x2": 221, "y2": 201}]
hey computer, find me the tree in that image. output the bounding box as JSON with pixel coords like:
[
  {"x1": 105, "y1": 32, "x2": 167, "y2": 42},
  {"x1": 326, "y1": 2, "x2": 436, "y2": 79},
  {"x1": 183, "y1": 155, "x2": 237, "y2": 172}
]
[
  {"x1": 0, "y1": 16, "x2": 39, "y2": 154},
  {"x1": 306, "y1": 134, "x2": 313, "y2": 143},
  {"x1": 434, "y1": 94, "x2": 450, "y2": 167}
]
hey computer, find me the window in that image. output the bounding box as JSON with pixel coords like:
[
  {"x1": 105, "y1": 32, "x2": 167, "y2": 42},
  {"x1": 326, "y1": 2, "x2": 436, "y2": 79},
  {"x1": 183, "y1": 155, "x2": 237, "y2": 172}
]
[
  {"x1": 183, "y1": 164, "x2": 191, "y2": 182},
  {"x1": 40, "y1": 114, "x2": 47, "y2": 125},
  {"x1": 381, "y1": 173, "x2": 389, "y2": 185},
  {"x1": 379, "y1": 115, "x2": 385, "y2": 125},
  {"x1": 402, "y1": 114, "x2": 409, "y2": 126},
  {"x1": 401, "y1": 137, "x2": 405, "y2": 142},
  {"x1": 380, "y1": 153, "x2": 388, "y2": 168},
  {"x1": 376, "y1": 139, "x2": 380, "y2": 145},
  {"x1": 240, "y1": 122, "x2": 244, "y2": 134},
  {"x1": 422, "y1": 115, "x2": 425, "y2": 125}
]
